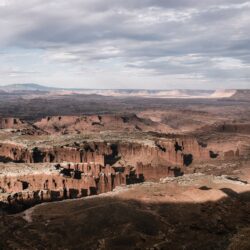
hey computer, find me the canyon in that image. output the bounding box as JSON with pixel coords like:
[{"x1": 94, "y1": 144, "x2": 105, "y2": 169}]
[
  {"x1": 0, "y1": 113, "x2": 248, "y2": 212},
  {"x1": 0, "y1": 89, "x2": 250, "y2": 249}
]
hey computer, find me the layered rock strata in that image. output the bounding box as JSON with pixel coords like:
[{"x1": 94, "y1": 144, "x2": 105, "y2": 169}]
[
  {"x1": 0, "y1": 136, "x2": 241, "y2": 167},
  {"x1": 0, "y1": 162, "x2": 145, "y2": 212}
]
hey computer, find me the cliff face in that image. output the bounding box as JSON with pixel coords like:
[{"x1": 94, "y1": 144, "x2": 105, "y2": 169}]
[
  {"x1": 0, "y1": 118, "x2": 26, "y2": 129},
  {"x1": 0, "y1": 162, "x2": 145, "y2": 212},
  {"x1": 0, "y1": 143, "x2": 106, "y2": 164},
  {"x1": 0, "y1": 117, "x2": 45, "y2": 135},
  {"x1": 0, "y1": 143, "x2": 31, "y2": 163},
  {"x1": 156, "y1": 138, "x2": 210, "y2": 166},
  {"x1": 0, "y1": 135, "x2": 242, "y2": 211},
  {"x1": 0, "y1": 136, "x2": 240, "y2": 167}
]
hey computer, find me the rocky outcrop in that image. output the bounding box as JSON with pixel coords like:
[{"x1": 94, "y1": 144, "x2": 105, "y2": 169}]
[
  {"x1": 0, "y1": 143, "x2": 31, "y2": 163},
  {"x1": 1, "y1": 136, "x2": 216, "y2": 212},
  {"x1": 0, "y1": 142, "x2": 106, "y2": 164},
  {"x1": 0, "y1": 136, "x2": 239, "y2": 167},
  {"x1": 0, "y1": 162, "x2": 145, "y2": 212},
  {"x1": 1, "y1": 161, "x2": 179, "y2": 212},
  {"x1": 0, "y1": 129, "x2": 244, "y2": 212},
  {"x1": 0, "y1": 118, "x2": 26, "y2": 129},
  {"x1": 223, "y1": 149, "x2": 240, "y2": 160},
  {"x1": 0, "y1": 117, "x2": 45, "y2": 135},
  {"x1": 156, "y1": 138, "x2": 210, "y2": 166},
  {"x1": 34, "y1": 114, "x2": 173, "y2": 134}
]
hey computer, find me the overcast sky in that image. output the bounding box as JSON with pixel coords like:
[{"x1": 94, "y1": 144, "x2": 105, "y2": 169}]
[{"x1": 0, "y1": 0, "x2": 250, "y2": 89}]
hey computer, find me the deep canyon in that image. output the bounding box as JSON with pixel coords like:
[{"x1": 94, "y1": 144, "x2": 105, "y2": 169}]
[{"x1": 0, "y1": 90, "x2": 250, "y2": 249}]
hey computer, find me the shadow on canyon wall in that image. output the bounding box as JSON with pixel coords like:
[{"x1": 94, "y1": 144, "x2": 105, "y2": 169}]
[
  {"x1": 0, "y1": 170, "x2": 145, "y2": 214},
  {"x1": 0, "y1": 190, "x2": 250, "y2": 250}
]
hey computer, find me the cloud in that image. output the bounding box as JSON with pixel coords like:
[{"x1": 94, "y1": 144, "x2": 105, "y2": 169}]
[{"x1": 0, "y1": 0, "x2": 249, "y2": 88}]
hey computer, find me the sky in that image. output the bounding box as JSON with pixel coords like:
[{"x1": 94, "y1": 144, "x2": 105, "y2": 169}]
[{"x1": 0, "y1": 0, "x2": 250, "y2": 89}]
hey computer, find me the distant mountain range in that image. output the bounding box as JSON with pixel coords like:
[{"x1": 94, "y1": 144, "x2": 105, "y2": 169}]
[
  {"x1": 0, "y1": 83, "x2": 249, "y2": 99},
  {"x1": 0, "y1": 83, "x2": 56, "y2": 91}
]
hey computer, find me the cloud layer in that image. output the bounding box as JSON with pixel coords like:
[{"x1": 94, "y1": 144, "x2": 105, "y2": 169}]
[{"x1": 0, "y1": 0, "x2": 249, "y2": 89}]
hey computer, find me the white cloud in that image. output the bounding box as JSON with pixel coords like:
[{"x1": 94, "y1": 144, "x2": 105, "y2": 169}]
[
  {"x1": 211, "y1": 57, "x2": 250, "y2": 70},
  {"x1": 0, "y1": 0, "x2": 249, "y2": 88}
]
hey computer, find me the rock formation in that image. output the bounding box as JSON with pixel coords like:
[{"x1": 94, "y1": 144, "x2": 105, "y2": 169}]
[
  {"x1": 0, "y1": 162, "x2": 145, "y2": 212},
  {"x1": 34, "y1": 114, "x2": 173, "y2": 134},
  {"x1": 0, "y1": 114, "x2": 248, "y2": 213},
  {"x1": 0, "y1": 118, "x2": 27, "y2": 129},
  {"x1": 0, "y1": 117, "x2": 45, "y2": 135},
  {"x1": 0, "y1": 135, "x2": 240, "y2": 167}
]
